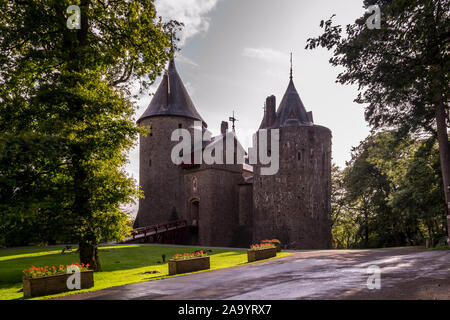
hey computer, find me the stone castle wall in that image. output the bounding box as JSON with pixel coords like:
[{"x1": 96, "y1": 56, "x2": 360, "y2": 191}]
[
  {"x1": 252, "y1": 125, "x2": 332, "y2": 249},
  {"x1": 184, "y1": 166, "x2": 242, "y2": 247},
  {"x1": 238, "y1": 183, "x2": 253, "y2": 227},
  {"x1": 135, "y1": 116, "x2": 196, "y2": 228}
]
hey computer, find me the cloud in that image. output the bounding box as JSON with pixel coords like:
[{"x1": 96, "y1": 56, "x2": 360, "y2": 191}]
[
  {"x1": 177, "y1": 54, "x2": 200, "y2": 67},
  {"x1": 184, "y1": 81, "x2": 197, "y2": 96},
  {"x1": 155, "y1": 0, "x2": 221, "y2": 45},
  {"x1": 263, "y1": 68, "x2": 286, "y2": 80},
  {"x1": 242, "y1": 47, "x2": 288, "y2": 63}
]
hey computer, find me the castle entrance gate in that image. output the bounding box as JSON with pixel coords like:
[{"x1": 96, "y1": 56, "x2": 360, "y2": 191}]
[{"x1": 189, "y1": 199, "x2": 200, "y2": 244}]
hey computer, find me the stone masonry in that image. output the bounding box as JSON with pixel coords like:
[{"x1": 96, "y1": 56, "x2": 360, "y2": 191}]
[{"x1": 134, "y1": 58, "x2": 332, "y2": 249}]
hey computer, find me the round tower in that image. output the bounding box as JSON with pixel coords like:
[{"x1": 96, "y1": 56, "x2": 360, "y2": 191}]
[
  {"x1": 134, "y1": 60, "x2": 207, "y2": 228},
  {"x1": 252, "y1": 69, "x2": 332, "y2": 249}
]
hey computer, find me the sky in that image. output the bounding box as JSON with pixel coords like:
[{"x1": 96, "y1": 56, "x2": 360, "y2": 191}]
[{"x1": 125, "y1": 0, "x2": 372, "y2": 189}]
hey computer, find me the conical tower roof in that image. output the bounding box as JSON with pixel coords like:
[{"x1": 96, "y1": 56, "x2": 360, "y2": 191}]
[
  {"x1": 138, "y1": 59, "x2": 206, "y2": 126},
  {"x1": 271, "y1": 78, "x2": 312, "y2": 128}
]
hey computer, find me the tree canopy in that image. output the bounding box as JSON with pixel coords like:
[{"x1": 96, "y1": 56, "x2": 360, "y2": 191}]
[
  {"x1": 0, "y1": 0, "x2": 179, "y2": 269},
  {"x1": 306, "y1": 0, "x2": 450, "y2": 241},
  {"x1": 332, "y1": 131, "x2": 446, "y2": 248}
]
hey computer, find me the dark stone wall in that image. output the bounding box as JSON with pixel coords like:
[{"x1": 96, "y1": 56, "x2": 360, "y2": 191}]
[
  {"x1": 184, "y1": 166, "x2": 242, "y2": 247},
  {"x1": 252, "y1": 125, "x2": 332, "y2": 249},
  {"x1": 134, "y1": 116, "x2": 195, "y2": 228},
  {"x1": 238, "y1": 184, "x2": 253, "y2": 226},
  {"x1": 236, "y1": 183, "x2": 254, "y2": 247}
]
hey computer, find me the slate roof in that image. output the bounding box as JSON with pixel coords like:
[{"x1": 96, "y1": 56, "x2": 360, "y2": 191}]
[
  {"x1": 138, "y1": 59, "x2": 206, "y2": 126},
  {"x1": 271, "y1": 78, "x2": 313, "y2": 128}
]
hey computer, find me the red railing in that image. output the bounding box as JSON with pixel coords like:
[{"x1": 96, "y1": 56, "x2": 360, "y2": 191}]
[{"x1": 127, "y1": 220, "x2": 189, "y2": 244}]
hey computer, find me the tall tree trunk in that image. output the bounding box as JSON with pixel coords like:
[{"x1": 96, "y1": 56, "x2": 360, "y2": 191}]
[
  {"x1": 72, "y1": 155, "x2": 102, "y2": 271},
  {"x1": 432, "y1": 59, "x2": 450, "y2": 242},
  {"x1": 79, "y1": 238, "x2": 101, "y2": 272},
  {"x1": 364, "y1": 208, "x2": 369, "y2": 248},
  {"x1": 68, "y1": 0, "x2": 103, "y2": 269},
  {"x1": 435, "y1": 101, "x2": 450, "y2": 241}
]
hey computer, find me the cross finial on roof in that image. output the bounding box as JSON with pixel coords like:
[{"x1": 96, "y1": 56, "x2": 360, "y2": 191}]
[
  {"x1": 290, "y1": 52, "x2": 293, "y2": 80},
  {"x1": 229, "y1": 110, "x2": 238, "y2": 132}
]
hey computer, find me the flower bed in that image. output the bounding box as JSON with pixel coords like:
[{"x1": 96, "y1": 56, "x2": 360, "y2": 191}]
[
  {"x1": 22, "y1": 263, "x2": 90, "y2": 279},
  {"x1": 168, "y1": 251, "x2": 210, "y2": 275},
  {"x1": 22, "y1": 263, "x2": 94, "y2": 298},
  {"x1": 247, "y1": 243, "x2": 277, "y2": 262},
  {"x1": 262, "y1": 239, "x2": 282, "y2": 252}
]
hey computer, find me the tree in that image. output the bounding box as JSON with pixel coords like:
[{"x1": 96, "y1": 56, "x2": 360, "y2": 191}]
[
  {"x1": 367, "y1": 132, "x2": 447, "y2": 244},
  {"x1": 331, "y1": 164, "x2": 360, "y2": 248},
  {"x1": 0, "y1": 0, "x2": 180, "y2": 269},
  {"x1": 332, "y1": 131, "x2": 446, "y2": 248},
  {"x1": 344, "y1": 135, "x2": 395, "y2": 248},
  {"x1": 306, "y1": 0, "x2": 450, "y2": 240}
]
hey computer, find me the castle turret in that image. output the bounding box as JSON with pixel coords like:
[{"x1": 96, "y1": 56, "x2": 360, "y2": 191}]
[
  {"x1": 252, "y1": 59, "x2": 332, "y2": 249},
  {"x1": 134, "y1": 59, "x2": 207, "y2": 228}
]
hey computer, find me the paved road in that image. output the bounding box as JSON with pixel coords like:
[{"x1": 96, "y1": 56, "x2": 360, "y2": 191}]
[{"x1": 59, "y1": 247, "x2": 450, "y2": 300}]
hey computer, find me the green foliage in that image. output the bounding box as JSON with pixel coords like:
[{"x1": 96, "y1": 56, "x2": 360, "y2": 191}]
[
  {"x1": 306, "y1": 0, "x2": 449, "y2": 135},
  {"x1": 0, "y1": 0, "x2": 179, "y2": 254},
  {"x1": 331, "y1": 164, "x2": 360, "y2": 248},
  {"x1": 307, "y1": 0, "x2": 449, "y2": 247},
  {"x1": 332, "y1": 131, "x2": 446, "y2": 248}
]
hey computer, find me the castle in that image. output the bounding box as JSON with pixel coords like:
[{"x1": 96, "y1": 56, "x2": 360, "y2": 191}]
[{"x1": 134, "y1": 58, "x2": 332, "y2": 249}]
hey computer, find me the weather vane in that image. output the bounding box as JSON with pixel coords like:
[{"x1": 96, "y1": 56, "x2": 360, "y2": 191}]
[
  {"x1": 229, "y1": 111, "x2": 238, "y2": 132},
  {"x1": 290, "y1": 52, "x2": 293, "y2": 80}
]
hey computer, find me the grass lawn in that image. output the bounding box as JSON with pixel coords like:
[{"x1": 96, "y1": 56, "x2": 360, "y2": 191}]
[
  {"x1": 0, "y1": 244, "x2": 290, "y2": 300},
  {"x1": 428, "y1": 246, "x2": 450, "y2": 250}
]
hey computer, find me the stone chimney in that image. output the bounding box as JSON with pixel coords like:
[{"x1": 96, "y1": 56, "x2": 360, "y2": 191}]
[
  {"x1": 221, "y1": 121, "x2": 229, "y2": 134},
  {"x1": 265, "y1": 95, "x2": 276, "y2": 127}
]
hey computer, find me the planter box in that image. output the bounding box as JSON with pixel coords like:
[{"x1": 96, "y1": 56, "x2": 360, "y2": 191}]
[
  {"x1": 168, "y1": 256, "x2": 210, "y2": 275},
  {"x1": 247, "y1": 247, "x2": 277, "y2": 262},
  {"x1": 23, "y1": 271, "x2": 94, "y2": 298},
  {"x1": 263, "y1": 242, "x2": 282, "y2": 252},
  {"x1": 273, "y1": 243, "x2": 282, "y2": 252}
]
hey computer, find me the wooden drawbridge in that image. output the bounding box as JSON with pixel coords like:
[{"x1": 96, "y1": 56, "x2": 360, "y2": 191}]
[{"x1": 122, "y1": 220, "x2": 189, "y2": 244}]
